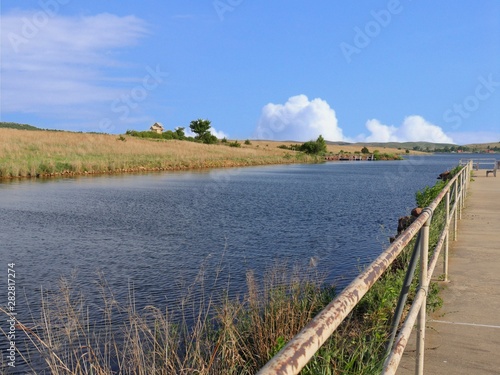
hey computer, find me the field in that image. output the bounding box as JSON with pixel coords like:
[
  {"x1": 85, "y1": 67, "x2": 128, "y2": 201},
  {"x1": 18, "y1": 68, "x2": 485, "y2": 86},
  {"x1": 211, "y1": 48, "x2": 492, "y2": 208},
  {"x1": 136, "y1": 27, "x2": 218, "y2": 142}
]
[
  {"x1": 464, "y1": 141, "x2": 500, "y2": 152},
  {"x1": 0, "y1": 129, "x2": 412, "y2": 179}
]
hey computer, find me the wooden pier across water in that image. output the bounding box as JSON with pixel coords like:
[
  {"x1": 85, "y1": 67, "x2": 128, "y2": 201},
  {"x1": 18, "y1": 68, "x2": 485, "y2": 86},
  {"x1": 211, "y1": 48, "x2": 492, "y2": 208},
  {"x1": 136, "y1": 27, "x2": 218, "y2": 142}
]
[{"x1": 324, "y1": 154, "x2": 374, "y2": 161}]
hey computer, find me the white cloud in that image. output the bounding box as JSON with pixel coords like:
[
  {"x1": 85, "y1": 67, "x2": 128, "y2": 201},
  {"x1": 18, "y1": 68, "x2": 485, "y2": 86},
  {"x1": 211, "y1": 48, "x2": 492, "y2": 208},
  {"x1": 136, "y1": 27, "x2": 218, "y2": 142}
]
[
  {"x1": 184, "y1": 126, "x2": 228, "y2": 139},
  {"x1": 360, "y1": 115, "x2": 454, "y2": 143},
  {"x1": 0, "y1": 11, "x2": 149, "y2": 129},
  {"x1": 364, "y1": 119, "x2": 398, "y2": 142},
  {"x1": 254, "y1": 95, "x2": 346, "y2": 142},
  {"x1": 209, "y1": 127, "x2": 229, "y2": 139}
]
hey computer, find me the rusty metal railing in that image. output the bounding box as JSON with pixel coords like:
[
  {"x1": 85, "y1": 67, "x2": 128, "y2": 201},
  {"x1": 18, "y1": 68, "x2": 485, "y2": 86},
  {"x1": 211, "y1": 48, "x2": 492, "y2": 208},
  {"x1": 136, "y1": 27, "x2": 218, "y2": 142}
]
[
  {"x1": 460, "y1": 157, "x2": 497, "y2": 177},
  {"x1": 258, "y1": 161, "x2": 472, "y2": 375}
]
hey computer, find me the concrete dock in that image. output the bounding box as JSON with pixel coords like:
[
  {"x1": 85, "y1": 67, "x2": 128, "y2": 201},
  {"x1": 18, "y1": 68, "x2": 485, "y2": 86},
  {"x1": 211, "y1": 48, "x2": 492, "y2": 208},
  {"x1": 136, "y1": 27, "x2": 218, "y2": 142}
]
[{"x1": 399, "y1": 173, "x2": 500, "y2": 374}]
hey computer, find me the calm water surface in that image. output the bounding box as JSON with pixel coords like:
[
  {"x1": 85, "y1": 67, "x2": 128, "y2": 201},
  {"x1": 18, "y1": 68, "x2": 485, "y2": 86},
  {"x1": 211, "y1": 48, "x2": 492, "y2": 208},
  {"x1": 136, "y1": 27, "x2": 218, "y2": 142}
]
[{"x1": 0, "y1": 153, "x2": 473, "y2": 371}]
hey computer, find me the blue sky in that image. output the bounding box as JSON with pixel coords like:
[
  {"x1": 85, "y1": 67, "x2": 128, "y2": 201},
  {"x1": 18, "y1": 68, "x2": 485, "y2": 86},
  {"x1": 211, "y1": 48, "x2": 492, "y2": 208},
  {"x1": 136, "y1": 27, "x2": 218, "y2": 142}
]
[{"x1": 1, "y1": 1, "x2": 499, "y2": 144}]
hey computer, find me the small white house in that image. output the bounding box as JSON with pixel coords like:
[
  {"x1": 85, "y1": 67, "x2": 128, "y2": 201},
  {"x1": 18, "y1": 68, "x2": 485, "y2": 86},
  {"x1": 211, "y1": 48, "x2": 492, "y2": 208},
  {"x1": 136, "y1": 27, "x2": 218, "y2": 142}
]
[{"x1": 150, "y1": 122, "x2": 164, "y2": 134}]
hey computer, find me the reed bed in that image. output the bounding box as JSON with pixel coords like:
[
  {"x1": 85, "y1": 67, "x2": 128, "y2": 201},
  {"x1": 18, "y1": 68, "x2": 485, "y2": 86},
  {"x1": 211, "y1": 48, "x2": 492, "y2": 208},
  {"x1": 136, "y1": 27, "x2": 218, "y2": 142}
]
[{"x1": 1, "y1": 254, "x2": 443, "y2": 374}]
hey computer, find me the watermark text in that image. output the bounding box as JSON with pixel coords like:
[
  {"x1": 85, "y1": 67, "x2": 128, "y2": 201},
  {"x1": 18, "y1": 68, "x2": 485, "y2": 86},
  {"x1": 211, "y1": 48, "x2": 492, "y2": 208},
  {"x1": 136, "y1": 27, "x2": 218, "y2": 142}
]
[
  {"x1": 213, "y1": 0, "x2": 244, "y2": 21},
  {"x1": 340, "y1": 0, "x2": 404, "y2": 63},
  {"x1": 6, "y1": 263, "x2": 17, "y2": 368},
  {"x1": 8, "y1": 0, "x2": 70, "y2": 53},
  {"x1": 443, "y1": 74, "x2": 500, "y2": 129}
]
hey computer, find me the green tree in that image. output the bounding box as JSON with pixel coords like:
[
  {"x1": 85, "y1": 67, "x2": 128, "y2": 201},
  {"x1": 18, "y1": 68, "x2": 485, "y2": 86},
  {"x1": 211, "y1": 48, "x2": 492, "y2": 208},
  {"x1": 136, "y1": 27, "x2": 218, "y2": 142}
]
[
  {"x1": 361, "y1": 146, "x2": 370, "y2": 154},
  {"x1": 175, "y1": 127, "x2": 185, "y2": 139},
  {"x1": 189, "y1": 119, "x2": 218, "y2": 144},
  {"x1": 189, "y1": 119, "x2": 212, "y2": 139},
  {"x1": 201, "y1": 133, "x2": 218, "y2": 144},
  {"x1": 316, "y1": 135, "x2": 327, "y2": 153},
  {"x1": 299, "y1": 135, "x2": 327, "y2": 154}
]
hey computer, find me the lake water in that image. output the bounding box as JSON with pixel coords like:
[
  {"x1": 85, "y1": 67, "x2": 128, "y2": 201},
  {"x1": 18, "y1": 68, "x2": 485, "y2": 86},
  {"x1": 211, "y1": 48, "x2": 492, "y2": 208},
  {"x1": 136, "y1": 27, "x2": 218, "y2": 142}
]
[{"x1": 0, "y1": 153, "x2": 479, "y2": 372}]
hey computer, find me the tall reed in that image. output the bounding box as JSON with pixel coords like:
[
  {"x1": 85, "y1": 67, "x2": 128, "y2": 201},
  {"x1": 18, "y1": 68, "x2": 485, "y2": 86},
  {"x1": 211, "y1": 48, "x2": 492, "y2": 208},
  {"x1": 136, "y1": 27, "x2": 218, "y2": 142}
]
[
  {"x1": 0, "y1": 265, "x2": 333, "y2": 374},
  {"x1": 1, "y1": 254, "x2": 444, "y2": 375}
]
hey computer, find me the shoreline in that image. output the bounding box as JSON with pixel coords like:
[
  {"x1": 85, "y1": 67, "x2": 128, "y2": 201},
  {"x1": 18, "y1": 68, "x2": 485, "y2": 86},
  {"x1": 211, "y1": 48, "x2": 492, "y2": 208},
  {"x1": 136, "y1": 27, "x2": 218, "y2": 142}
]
[
  {"x1": 0, "y1": 128, "x2": 411, "y2": 181},
  {"x1": 0, "y1": 158, "x2": 320, "y2": 181}
]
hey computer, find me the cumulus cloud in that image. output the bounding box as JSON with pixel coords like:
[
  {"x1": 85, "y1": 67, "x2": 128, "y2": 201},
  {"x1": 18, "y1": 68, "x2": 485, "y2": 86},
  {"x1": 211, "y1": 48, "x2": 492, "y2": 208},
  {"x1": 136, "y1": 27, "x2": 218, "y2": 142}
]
[
  {"x1": 209, "y1": 127, "x2": 229, "y2": 139},
  {"x1": 254, "y1": 95, "x2": 346, "y2": 142},
  {"x1": 184, "y1": 126, "x2": 228, "y2": 139},
  {"x1": 361, "y1": 115, "x2": 454, "y2": 143}
]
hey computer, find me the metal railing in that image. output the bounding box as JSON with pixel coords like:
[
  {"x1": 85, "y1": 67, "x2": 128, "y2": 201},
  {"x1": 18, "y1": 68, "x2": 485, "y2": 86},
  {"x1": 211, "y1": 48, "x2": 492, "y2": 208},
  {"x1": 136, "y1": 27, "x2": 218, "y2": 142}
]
[
  {"x1": 460, "y1": 158, "x2": 497, "y2": 176},
  {"x1": 258, "y1": 161, "x2": 472, "y2": 375}
]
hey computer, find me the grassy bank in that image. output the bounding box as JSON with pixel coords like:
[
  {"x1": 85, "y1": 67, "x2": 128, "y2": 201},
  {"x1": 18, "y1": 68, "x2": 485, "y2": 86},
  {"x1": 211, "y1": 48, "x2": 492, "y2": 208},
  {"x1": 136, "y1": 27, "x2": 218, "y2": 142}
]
[
  {"x1": 0, "y1": 129, "x2": 323, "y2": 179},
  {"x1": 0, "y1": 129, "x2": 414, "y2": 179}
]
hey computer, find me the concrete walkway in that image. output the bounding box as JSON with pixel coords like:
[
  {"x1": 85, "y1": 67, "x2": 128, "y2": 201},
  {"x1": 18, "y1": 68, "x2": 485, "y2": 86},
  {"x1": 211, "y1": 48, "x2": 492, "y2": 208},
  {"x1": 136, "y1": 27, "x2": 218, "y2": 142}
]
[{"x1": 399, "y1": 173, "x2": 500, "y2": 374}]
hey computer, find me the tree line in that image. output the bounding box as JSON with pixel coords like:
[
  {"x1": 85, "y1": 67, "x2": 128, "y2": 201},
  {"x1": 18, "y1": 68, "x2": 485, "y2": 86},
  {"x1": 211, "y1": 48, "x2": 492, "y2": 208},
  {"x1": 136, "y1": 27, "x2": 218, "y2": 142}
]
[{"x1": 126, "y1": 119, "x2": 218, "y2": 144}]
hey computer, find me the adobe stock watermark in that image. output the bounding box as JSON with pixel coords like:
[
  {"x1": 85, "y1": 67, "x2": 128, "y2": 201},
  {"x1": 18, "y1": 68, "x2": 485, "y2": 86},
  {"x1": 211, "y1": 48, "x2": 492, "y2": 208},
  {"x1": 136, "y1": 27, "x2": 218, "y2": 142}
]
[
  {"x1": 98, "y1": 65, "x2": 168, "y2": 133},
  {"x1": 213, "y1": 0, "x2": 244, "y2": 21},
  {"x1": 254, "y1": 116, "x2": 287, "y2": 141},
  {"x1": 443, "y1": 74, "x2": 500, "y2": 129},
  {"x1": 340, "y1": 0, "x2": 404, "y2": 63},
  {"x1": 383, "y1": 155, "x2": 426, "y2": 196},
  {"x1": 8, "y1": 0, "x2": 70, "y2": 53}
]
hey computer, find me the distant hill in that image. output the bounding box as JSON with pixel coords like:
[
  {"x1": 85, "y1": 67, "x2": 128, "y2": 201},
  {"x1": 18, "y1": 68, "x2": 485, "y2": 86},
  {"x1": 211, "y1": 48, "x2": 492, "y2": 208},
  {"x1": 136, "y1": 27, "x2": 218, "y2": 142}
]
[
  {"x1": 326, "y1": 141, "x2": 456, "y2": 150},
  {"x1": 326, "y1": 140, "x2": 500, "y2": 153},
  {"x1": 356, "y1": 141, "x2": 455, "y2": 150},
  {"x1": 464, "y1": 142, "x2": 500, "y2": 152},
  {"x1": 2, "y1": 123, "x2": 497, "y2": 153},
  {"x1": 0, "y1": 122, "x2": 42, "y2": 131}
]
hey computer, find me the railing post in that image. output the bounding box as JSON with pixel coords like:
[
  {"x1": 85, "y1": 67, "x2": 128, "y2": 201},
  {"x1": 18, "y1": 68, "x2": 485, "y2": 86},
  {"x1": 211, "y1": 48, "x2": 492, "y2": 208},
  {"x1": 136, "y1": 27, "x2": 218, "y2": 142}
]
[
  {"x1": 386, "y1": 233, "x2": 422, "y2": 358},
  {"x1": 416, "y1": 209, "x2": 431, "y2": 375},
  {"x1": 462, "y1": 166, "x2": 467, "y2": 208},
  {"x1": 454, "y1": 179, "x2": 458, "y2": 241},
  {"x1": 444, "y1": 190, "x2": 450, "y2": 282},
  {"x1": 466, "y1": 162, "x2": 471, "y2": 192},
  {"x1": 462, "y1": 164, "x2": 466, "y2": 194},
  {"x1": 459, "y1": 173, "x2": 463, "y2": 220}
]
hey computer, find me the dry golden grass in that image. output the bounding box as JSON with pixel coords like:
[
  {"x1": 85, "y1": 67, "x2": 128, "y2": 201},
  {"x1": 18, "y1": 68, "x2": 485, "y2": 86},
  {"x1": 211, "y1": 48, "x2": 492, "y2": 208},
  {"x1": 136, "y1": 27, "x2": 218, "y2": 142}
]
[
  {"x1": 0, "y1": 129, "x2": 321, "y2": 179},
  {"x1": 0, "y1": 129, "x2": 417, "y2": 179}
]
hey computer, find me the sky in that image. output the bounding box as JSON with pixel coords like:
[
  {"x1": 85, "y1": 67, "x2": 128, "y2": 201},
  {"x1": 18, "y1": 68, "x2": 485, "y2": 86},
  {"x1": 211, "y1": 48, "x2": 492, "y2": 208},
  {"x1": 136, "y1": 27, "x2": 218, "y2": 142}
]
[{"x1": 1, "y1": 1, "x2": 499, "y2": 145}]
